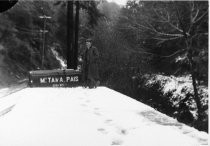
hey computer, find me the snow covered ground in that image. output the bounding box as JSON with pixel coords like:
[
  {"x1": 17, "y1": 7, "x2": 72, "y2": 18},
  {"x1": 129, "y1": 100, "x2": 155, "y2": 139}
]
[
  {"x1": 0, "y1": 87, "x2": 208, "y2": 146},
  {"x1": 0, "y1": 83, "x2": 27, "y2": 116}
]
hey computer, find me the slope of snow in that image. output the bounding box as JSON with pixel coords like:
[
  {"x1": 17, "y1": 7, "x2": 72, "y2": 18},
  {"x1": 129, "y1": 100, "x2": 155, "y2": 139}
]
[
  {"x1": 0, "y1": 87, "x2": 208, "y2": 146},
  {"x1": 0, "y1": 83, "x2": 27, "y2": 116}
]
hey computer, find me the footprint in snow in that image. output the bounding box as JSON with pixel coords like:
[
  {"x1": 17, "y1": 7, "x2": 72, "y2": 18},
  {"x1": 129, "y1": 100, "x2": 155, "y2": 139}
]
[
  {"x1": 94, "y1": 112, "x2": 102, "y2": 116},
  {"x1": 79, "y1": 97, "x2": 84, "y2": 100},
  {"x1": 97, "y1": 128, "x2": 108, "y2": 134},
  {"x1": 81, "y1": 104, "x2": 88, "y2": 107},
  {"x1": 94, "y1": 107, "x2": 99, "y2": 110},
  {"x1": 104, "y1": 119, "x2": 113, "y2": 124},
  {"x1": 119, "y1": 129, "x2": 128, "y2": 135},
  {"x1": 111, "y1": 139, "x2": 123, "y2": 145}
]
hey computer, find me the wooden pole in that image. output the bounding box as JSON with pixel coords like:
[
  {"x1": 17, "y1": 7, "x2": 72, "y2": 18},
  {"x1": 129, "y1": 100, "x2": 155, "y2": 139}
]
[
  {"x1": 67, "y1": 0, "x2": 74, "y2": 69},
  {"x1": 74, "y1": 1, "x2": 80, "y2": 70}
]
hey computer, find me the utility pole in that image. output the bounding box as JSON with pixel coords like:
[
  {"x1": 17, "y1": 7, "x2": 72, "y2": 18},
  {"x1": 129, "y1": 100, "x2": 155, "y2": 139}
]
[
  {"x1": 67, "y1": 0, "x2": 74, "y2": 69},
  {"x1": 39, "y1": 15, "x2": 51, "y2": 70},
  {"x1": 74, "y1": 1, "x2": 80, "y2": 70}
]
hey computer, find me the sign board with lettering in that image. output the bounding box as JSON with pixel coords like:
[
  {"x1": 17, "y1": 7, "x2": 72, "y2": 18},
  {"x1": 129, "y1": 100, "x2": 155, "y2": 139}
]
[{"x1": 28, "y1": 69, "x2": 82, "y2": 87}]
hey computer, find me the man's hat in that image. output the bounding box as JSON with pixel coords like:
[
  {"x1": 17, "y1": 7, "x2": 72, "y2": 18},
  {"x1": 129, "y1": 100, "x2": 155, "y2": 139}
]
[{"x1": 86, "y1": 38, "x2": 92, "y2": 43}]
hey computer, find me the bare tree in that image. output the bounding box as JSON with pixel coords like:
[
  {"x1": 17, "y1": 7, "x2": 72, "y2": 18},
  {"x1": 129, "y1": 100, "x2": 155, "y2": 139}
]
[{"x1": 123, "y1": 0, "x2": 208, "y2": 119}]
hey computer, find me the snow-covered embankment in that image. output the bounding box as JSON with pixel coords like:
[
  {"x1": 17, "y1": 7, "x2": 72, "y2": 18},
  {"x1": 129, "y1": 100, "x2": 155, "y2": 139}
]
[{"x1": 0, "y1": 87, "x2": 208, "y2": 146}]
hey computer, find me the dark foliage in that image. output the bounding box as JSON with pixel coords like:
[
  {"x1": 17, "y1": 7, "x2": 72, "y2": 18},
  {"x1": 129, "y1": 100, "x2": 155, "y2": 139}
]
[{"x1": 130, "y1": 75, "x2": 208, "y2": 132}]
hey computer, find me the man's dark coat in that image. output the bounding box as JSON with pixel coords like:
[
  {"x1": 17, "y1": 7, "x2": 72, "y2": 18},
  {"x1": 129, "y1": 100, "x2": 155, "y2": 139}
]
[{"x1": 81, "y1": 46, "x2": 99, "y2": 83}]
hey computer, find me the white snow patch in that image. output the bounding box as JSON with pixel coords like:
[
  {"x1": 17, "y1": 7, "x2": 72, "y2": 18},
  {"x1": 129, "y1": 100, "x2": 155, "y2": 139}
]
[
  {"x1": 0, "y1": 88, "x2": 9, "y2": 93},
  {"x1": 0, "y1": 87, "x2": 208, "y2": 146},
  {"x1": 51, "y1": 48, "x2": 67, "y2": 69},
  {"x1": 145, "y1": 74, "x2": 208, "y2": 118}
]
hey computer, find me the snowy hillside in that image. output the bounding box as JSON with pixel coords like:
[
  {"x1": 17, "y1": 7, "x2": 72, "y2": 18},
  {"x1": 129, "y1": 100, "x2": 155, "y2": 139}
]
[
  {"x1": 145, "y1": 74, "x2": 208, "y2": 119},
  {"x1": 0, "y1": 87, "x2": 208, "y2": 146}
]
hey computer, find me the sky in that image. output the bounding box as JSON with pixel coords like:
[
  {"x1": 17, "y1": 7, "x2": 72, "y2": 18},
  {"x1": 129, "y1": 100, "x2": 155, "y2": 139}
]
[{"x1": 107, "y1": 0, "x2": 128, "y2": 6}]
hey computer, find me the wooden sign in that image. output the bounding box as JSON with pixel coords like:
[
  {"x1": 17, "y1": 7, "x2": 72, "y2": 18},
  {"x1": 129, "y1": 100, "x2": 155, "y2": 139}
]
[{"x1": 28, "y1": 69, "x2": 82, "y2": 87}]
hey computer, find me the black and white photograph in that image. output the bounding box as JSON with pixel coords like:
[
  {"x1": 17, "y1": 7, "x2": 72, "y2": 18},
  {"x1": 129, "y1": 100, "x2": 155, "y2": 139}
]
[{"x1": 0, "y1": 0, "x2": 208, "y2": 145}]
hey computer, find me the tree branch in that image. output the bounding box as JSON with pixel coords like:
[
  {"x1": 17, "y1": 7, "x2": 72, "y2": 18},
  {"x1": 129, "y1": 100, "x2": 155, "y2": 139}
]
[
  {"x1": 167, "y1": 22, "x2": 184, "y2": 33},
  {"x1": 160, "y1": 49, "x2": 186, "y2": 58},
  {"x1": 194, "y1": 10, "x2": 208, "y2": 24},
  {"x1": 188, "y1": 3, "x2": 199, "y2": 35},
  {"x1": 153, "y1": 36, "x2": 182, "y2": 42},
  {"x1": 152, "y1": 7, "x2": 184, "y2": 33},
  {"x1": 134, "y1": 22, "x2": 184, "y2": 37},
  {"x1": 192, "y1": 9, "x2": 199, "y2": 23},
  {"x1": 153, "y1": 7, "x2": 168, "y2": 21},
  {"x1": 191, "y1": 32, "x2": 208, "y2": 40},
  {"x1": 123, "y1": 47, "x2": 186, "y2": 59}
]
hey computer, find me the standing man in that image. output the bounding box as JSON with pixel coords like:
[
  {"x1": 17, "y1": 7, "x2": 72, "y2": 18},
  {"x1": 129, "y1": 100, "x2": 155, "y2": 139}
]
[{"x1": 80, "y1": 38, "x2": 100, "y2": 88}]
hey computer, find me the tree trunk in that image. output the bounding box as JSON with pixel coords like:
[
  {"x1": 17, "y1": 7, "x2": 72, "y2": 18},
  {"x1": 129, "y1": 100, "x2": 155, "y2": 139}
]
[
  {"x1": 175, "y1": 4, "x2": 202, "y2": 120},
  {"x1": 187, "y1": 46, "x2": 202, "y2": 119},
  {"x1": 74, "y1": 1, "x2": 80, "y2": 70},
  {"x1": 67, "y1": 1, "x2": 74, "y2": 69}
]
